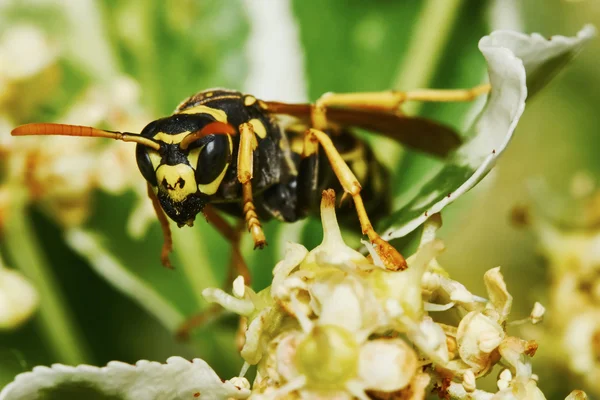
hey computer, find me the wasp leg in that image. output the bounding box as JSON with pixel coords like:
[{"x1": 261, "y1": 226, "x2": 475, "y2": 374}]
[
  {"x1": 203, "y1": 206, "x2": 250, "y2": 285},
  {"x1": 238, "y1": 122, "x2": 267, "y2": 249},
  {"x1": 146, "y1": 183, "x2": 174, "y2": 269},
  {"x1": 314, "y1": 83, "x2": 491, "y2": 120},
  {"x1": 176, "y1": 303, "x2": 224, "y2": 341},
  {"x1": 305, "y1": 128, "x2": 407, "y2": 271},
  {"x1": 176, "y1": 207, "x2": 249, "y2": 340}
]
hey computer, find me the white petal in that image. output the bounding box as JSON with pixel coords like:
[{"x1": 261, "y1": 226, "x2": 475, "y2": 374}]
[
  {"x1": 358, "y1": 339, "x2": 417, "y2": 392},
  {"x1": 271, "y1": 242, "x2": 308, "y2": 298},
  {"x1": 408, "y1": 317, "x2": 449, "y2": 365},
  {"x1": 241, "y1": 306, "x2": 283, "y2": 365},
  {"x1": 0, "y1": 357, "x2": 250, "y2": 400},
  {"x1": 457, "y1": 312, "x2": 504, "y2": 374},
  {"x1": 484, "y1": 267, "x2": 512, "y2": 323},
  {"x1": 317, "y1": 278, "x2": 363, "y2": 332},
  {"x1": 202, "y1": 288, "x2": 255, "y2": 316},
  {"x1": 384, "y1": 26, "x2": 594, "y2": 240}
]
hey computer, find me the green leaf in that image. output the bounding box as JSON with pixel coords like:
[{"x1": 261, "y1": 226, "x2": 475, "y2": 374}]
[
  {"x1": 382, "y1": 26, "x2": 595, "y2": 240},
  {"x1": 0, "y1": 357, "x2": 250, "y2": 400}
]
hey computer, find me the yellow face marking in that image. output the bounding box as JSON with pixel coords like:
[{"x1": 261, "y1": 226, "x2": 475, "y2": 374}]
[
  {"x1": 198, "y1": 162, "x2": 230, "y2": 195},
  {"x1": 153, "y1": 131, "x2": 190, "y2": 144},
  {"x1": 206, "y1": 92, "x2": 214, "y2": 97},
  {"x1": 244, "y1": 95, "x2": 257, "y2": 106},
  {"x1": 249, "y1": 118, "x2": 267, "y2": 139},
  {"x1": 178, "y1": 105, "x2": 228, "y2": 122},
  {"x1": 156, "y1": 164, "x2": 197, "y2": 202},
  {"x1": 188, "y1": 146, "x2": 202, "y2": 169},
  {"x1": 148, "y1": 149, "x2": 162, "y2": 170}
]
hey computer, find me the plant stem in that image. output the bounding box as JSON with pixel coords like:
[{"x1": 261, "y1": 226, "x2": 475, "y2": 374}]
[
  {"x1": 385, "y1": 0, "x2": 465, "y2": 167},
  {"x1": 65, "y1": 228, "x2": 185, "y2": 332},
  {"x1": 4, "y1": 190, "x2": 91, "y2": 365}
]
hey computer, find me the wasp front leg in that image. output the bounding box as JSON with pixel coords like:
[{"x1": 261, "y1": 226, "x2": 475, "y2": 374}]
[
  {"x1": 238, "y1": 122, "x2": 267, "y2": 249},
  {"x1": 304, "y1": 128, "x2": 407, "y2": 271},
  {"x1": 146, "y1": 183, "x2": 174, "y2": 269}
]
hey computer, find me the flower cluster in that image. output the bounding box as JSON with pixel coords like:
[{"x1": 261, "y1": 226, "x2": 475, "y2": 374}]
[
  {"x1": 0, "y1": 24, "x2": 152, "y2": 231},
  {"x1": 526, "y1": 175, "x2": 600, "y2": 396},
  {"x1": 203, "y1": 189, "x2": 583, "y2": 400}
]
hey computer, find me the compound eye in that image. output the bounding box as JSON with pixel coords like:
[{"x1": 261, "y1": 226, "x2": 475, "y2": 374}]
[
  {"x1": 136, "y1": 144, "x2": 159, "y2": 186},
  {"x1": 195, "y1": 135, "x2": 230, "y2": 187}
]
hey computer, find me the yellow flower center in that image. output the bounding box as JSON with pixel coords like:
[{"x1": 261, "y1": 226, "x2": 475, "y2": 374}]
[{"x1": 295, "y1": 325, "x2": 359, "y2": 390}]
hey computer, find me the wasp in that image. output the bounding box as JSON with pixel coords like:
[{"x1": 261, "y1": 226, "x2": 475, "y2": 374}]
[{"x1": 11, "y1": 85, "x2": 490, "y2": 278}]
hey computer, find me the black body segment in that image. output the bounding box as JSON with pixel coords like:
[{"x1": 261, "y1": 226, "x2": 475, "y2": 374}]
[{"x1": 133, "y1": 88, "x2": 390, "y2": 227}]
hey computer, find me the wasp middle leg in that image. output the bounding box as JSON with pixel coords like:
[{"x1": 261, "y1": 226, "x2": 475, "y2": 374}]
[{"x1": 304, "y1": 128, "x2": 407, "y2": 271}]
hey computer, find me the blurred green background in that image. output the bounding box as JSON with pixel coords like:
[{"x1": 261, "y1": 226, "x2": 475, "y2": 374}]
[{"x1": 0, "y1": 1, "x2": 598, "y2": 399}]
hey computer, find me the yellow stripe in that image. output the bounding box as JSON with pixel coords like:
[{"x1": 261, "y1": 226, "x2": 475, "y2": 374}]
[
  {"x1": 244, "y1": 95, "x2": 257, "y2": 106},
  {"x1": 187, "y1": 146, "x2": 202, "y2": 168},
  {"x1": 153, "y1": 131, "x2": 190, "y2": 144},
  {"x1": 198, "y1": 163, "x2": 230, "y2": 195},
  {"x1": 178, "y1": 104, "x2": 228, "y2": 122},
  {"x1": 249, "y1": 118, "x2": 267, "y2": 139}
]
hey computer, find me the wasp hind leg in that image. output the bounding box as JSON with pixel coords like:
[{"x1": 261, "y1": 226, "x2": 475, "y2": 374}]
[
  {"x1": 176, "y1": 206, "x2": 249, "y2": 340},
  {"x1": 313, "y1": 83, "x2": 491, "y2": 121},
  {"x1": 304, "y1": 128, "x2": 407, "y2": 271},
  {"x1": 238, "y1": 122, "x2": 267, "y2": 249}
]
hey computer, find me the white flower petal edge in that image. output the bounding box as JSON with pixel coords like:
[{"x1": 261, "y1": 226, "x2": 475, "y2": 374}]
[
  {"x1": 384, "y1": 25, "x2": 595, "y2": 240},
  {"x1": 0, "y1": 356, "x2": 250, "y2": 400}
]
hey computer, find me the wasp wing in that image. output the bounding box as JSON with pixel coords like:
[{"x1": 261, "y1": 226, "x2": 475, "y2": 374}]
[{"x1": 264, "y1": 102, "x2": 461, "y2": 158}]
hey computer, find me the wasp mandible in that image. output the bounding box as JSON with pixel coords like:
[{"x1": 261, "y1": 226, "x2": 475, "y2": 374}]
[{"x1": 11, "y1": 85, "x2": 491, "y2": 278}]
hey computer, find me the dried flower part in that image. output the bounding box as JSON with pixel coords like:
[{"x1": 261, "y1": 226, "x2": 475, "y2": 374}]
[
  {"x1": 0, "y1": 267, "x2": 39, "y2": 329},
  {"x1": 565, "y1": 390, "x2": 589, "y2": 400}
]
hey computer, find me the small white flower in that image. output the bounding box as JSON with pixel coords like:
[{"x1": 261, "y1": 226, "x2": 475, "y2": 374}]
[
  {"x1": 0, "y1": 267, "x2": 39, "y2": 329},
  {"x1": 456, "y1": 311, "x2": 504, "y2": 375},
  {"x1": 0, "y1": 25, "x2": 57, "y2": 81}
]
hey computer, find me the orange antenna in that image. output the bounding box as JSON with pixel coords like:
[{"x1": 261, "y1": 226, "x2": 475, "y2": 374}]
[
  {"x1": 179, "y1": 121, "x2": 236, "y2": 150},
  {"x1": 11, "y1": 123, "x2": 161, "y2": 151}
]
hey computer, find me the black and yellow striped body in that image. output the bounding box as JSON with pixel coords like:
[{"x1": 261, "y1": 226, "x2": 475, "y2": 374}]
[{"x1": 134, "y1": 89, "x2": 389, "y2": 228}]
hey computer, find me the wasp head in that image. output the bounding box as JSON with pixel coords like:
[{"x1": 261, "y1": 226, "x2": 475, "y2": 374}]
[{"x1": 135, "y1": 114, "x2": 234, "y2": 226}]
